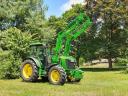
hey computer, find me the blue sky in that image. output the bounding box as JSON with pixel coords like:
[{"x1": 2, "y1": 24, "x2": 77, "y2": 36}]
[
  {"x1": 44, "y1": 0, "x2": 67, "y2": 18},
  {"x1": 44, "y1": 0, "x2": 84, "y2": 18}
]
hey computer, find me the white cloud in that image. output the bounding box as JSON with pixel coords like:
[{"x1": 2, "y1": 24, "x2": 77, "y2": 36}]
[{"x1": 61, "y1": 0, "x2": 84, "y2": 12}]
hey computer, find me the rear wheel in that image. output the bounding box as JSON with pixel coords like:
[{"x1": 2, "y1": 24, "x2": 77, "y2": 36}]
[
  {"x1": 20, "y1": 60, "x2": 38, "y2": 82},
  {"x1": 48, "y1": 65, "x2": 67, "y2": 85}
]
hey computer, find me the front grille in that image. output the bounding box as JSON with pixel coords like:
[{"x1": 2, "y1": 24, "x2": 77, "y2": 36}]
[{"x1": 66, "y1": 60, "x2": 75, "y2": 69}]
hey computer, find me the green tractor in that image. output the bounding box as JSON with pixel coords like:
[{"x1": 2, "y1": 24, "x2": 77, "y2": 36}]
[{"x1": 20, "y1": 13, "x2": 92, "y2": 85}]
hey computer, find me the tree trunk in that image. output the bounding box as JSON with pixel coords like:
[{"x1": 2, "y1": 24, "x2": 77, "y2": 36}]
[
  {"x1": 108, "y1": 56, "x2": 112, "y2": 69},
  {"x1": 76, "y1": 56, "x2": 80, "y2": 67}
]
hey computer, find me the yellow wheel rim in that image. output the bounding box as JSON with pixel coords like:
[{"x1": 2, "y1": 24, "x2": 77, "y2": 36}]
[
  {"x1": 23, "y1": 64, "x2": 33, "y2": 79},
  {"x1": 50, "y1": 69, "x2": 60, "y2": 83}
]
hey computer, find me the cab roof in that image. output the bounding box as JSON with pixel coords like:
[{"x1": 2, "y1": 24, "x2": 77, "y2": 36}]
[{"x1": 30, "y1": 42, "x2": 45, "y2": 46}]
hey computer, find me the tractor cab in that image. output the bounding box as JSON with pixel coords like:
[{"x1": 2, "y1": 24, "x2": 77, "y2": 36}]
[
  {"x1": 28, "y1": 43, "x2": 51, "y2": 68},
  {"x1": 29, "y1": 43, "x2": 45, "y2": 58}
]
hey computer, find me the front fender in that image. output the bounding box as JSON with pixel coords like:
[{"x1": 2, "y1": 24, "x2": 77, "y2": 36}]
[{"x1": 47, "y1": 64, "x2": 58, "y2": 71}]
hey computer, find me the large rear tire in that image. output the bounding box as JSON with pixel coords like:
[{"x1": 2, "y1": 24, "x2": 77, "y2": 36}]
[
  {"x1": 20, "y1": 60, "x2": 38, "y2": 82},
  {"x1": 48, "y1": 65, "x2": 67, "y2": 85}
]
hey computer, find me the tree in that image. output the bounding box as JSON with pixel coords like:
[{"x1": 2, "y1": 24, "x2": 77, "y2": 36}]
[
  {"x1": 85, "y1": 0, "x2": 128, "y2": 69},
  {"x1": 0, "y1": 0, "x2": 46, "y2": 29},
  {"x1": 48, "y1": 4, "x2": 85, "y2": 33},
  {"x1": 48, "y1": 16, "x2": 66, "y2": 33}
]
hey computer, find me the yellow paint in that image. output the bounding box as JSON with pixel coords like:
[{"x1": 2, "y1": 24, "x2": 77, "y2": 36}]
[
  {"x1": 23, "y1": 64, "x2": 33, "y2": 79},
  {"x1": 50, "y1": 69, "x2": 60, "y2": 83}
]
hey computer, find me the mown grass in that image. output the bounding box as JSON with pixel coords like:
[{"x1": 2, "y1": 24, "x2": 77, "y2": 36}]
[{"x1": 0, "y1": 69, "x2": 128, "y2": 96}]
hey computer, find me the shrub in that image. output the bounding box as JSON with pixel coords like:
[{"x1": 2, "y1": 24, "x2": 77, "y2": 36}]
[
  {"x1": 79, "y1": 57, "x2": 85, "y2": 66},
  {"x1": 114, "y1": 57, "x2": 128, "y2": 66},
  {"x1": 1, "y1": 27, "x2": 32, "y2": 59},
  {"x1": 123, "y1": 68, "x2": 128, "y2": 74},
  {"x1": 0, "y1": 51, "x2": 21, "y2": 79}
]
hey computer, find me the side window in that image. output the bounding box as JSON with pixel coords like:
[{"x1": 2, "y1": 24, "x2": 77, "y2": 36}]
[
  {"x1": 29, "y1": 46, "x2": 44, "y2": 59},
  {"x1": 29, "y1": 46, "x2": 37, "y2": 56},
  {"x1": 36, "y1": 46, "x2": 44, "y2": 58}
]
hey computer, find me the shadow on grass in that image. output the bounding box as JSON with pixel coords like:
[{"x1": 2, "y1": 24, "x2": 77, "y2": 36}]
[
  {"x1": 80, "y1": 68, "x2": 125, "y2": 72},
  {"x1": 21, "y1": 78, "x2": 82, "y2": 85},
  {"x1": 20, "y1": 77, "x2": 49, "y2": 84}
]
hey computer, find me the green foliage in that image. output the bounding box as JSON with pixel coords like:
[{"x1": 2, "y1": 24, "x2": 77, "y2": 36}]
[
  {"x1": 48, "y1": 4, "x2": 84, "y2": 33},
  {"x1": 0, "y1": 0, "x2": 47, "y2": 30},
  {"x1": 79, "y1": 57, "x2": 85, "y2": 66},
  {"x1": 115, "y1": 58, "x2": 128, "y2": 66},
  {"x1": 0, "y1": 51, "x2": 21, "y2": 79},
  {"x1": 0, "y1": 27, "x2": 31, "y2": 79},
  {"x1": 83, "y1": 0, "x2": 128, "y2": 68},
  {"x1": 24, "y1": 9, "x2": 55, "y2": 43},
  {"x1": 62, "y1": 4, "x2": 84, "y2": 21},
  {"x1": 0, "y1": 0, "x2": 55, "y2": 79},
  {"x1": 124, "y1": 68, "x2": 128, "y2": 74},
  {"x1": 48, "y1": 16, "x2": 66, "y2": 33},
  {"x1": 1, "y1": 27, "x2": 32, "y2": 58}
]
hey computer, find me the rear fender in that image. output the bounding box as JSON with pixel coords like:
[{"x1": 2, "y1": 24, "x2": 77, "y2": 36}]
[{"x1": 25, "y1": 57, "x2": 42, "y2": 68}]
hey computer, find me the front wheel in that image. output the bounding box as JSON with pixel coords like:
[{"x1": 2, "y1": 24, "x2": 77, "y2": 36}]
[{"x1": 48, "y1": 65, "x2": 67, "y2": 85}]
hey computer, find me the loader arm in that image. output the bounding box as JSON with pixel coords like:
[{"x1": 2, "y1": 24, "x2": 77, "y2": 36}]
[{"x1": 52, "y1": 13, "x2": 92, "y2": 63}]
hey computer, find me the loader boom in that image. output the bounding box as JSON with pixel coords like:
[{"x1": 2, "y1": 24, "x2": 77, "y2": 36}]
[{"x1": 52, "y1": 13, "x2": 92, "y2": 63}]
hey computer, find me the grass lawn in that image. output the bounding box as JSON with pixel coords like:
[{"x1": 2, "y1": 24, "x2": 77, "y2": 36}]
[{"x1": 0, "y1": 69, "x2": 128, "y2": 96}]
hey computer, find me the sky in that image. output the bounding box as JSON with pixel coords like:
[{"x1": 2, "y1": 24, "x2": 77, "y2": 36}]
[{"x1": 44, "y1": 0, "x2": 84, "y2": 18}]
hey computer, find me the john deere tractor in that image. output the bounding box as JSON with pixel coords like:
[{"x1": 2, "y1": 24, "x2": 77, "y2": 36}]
[{"x1": 20, "y1": 13, "x2": 92, "y2": 85}]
